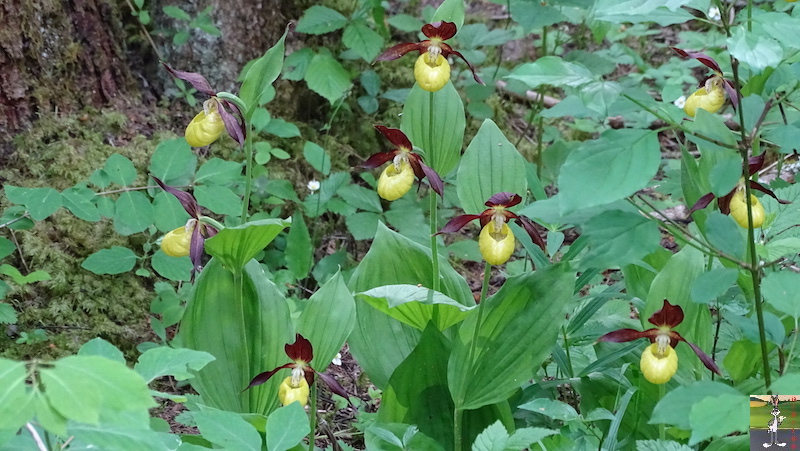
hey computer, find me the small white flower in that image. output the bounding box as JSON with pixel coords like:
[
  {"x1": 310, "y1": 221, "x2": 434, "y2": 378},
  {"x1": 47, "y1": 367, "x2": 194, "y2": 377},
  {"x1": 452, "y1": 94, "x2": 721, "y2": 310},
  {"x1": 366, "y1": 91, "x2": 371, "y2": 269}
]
[
  {"x1": 307, "y1": 180, "x2": 320, "y2": 191},
  {"x1": 708, "y1": 6, "x2": 721, "y2": 21},
  {"x1": 673, "y1": 95, "x2": 687, "y2": 109},
  {"x1": 332, "y1": 352, "x2": 342, "y2": 366}
]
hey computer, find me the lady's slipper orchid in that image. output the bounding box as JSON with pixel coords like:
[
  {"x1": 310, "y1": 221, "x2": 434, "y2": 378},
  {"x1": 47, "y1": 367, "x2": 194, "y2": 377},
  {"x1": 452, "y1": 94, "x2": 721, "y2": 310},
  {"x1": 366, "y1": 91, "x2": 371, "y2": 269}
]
[
  {"x1": 245, "y1": 334, "x2": 349, "y2": 404},
  {"x1": 437, "y1": 192, "x2": 546, "y2": 265},
  {"x1": 360, "y1": 125, "x2": 444, "y2": 201},
  {"x1": 672, "y1": 48, "x2": 739, "y2": 117},
  {"x1": 153, "y1": 177, "x2": 219, "y2": 280},
  {"x1": 163, "y1": 63, "x2": 245, "y2": 147},
  {"x1": 375, "y1": 21, "x2": 484, "y2": 92},
  {"x1": 688, "y1": 154, "x2": 789, "y2": 228},
  {"x1": 598, "y1": 299, "x2": 722, "y2": 384}
]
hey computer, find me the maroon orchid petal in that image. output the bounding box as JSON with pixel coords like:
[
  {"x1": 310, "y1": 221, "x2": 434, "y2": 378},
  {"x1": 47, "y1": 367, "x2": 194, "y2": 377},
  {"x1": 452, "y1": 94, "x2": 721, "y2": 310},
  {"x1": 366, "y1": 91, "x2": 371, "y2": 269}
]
[
  {"x1": 419, "y1": 162, "x2": 444, "y2": 197},
  {"x1": 723, "y1": 79, "x2": 739, "y2": 109},
  {"x1": 750, "y1": 180, "x2": 791, "y2": 204},
  {"x1": 203, "y1": 223, "x2": 219, "y2": 239},
  {"x1": 360, "y1": 151, "x2": 396, "y2": 169},
  {"x1": 161, "y1": 63, "x2": 216, "y2": 96},
  {"x1": 671, "y1": 48, "x2": 723, "y2": 74},
  {"x1": 218, "y1": 101, "x2": 245, "y2": 147},
  {"x1": 189, "y1": 225, "x2": 205, "y2": 280},
  {"x1": 407, "y1": 154, "x2": 426, "y2": 181},
  {"x1": 749, "y1": 154, "x2": 765, "y2": 175},
  {"x1": 440, "y1": 45, "x2": 485, "y2": 85},
  {"x1": 316, "y1": 371, "x2": 351, "y2": 402},
  {"x1": 486, "y1": 192, "x2": 522, "y2": 208},
  {"x1": 285, "y1": 334, "x2": 314, "y2": 363},
  {"x1": 437, "y1": 214, "x2": 481, "y2": 235},
  {"x1": 680, "y1": 336, "x2": 723, "y2": 375},
  {"x1": 648, "y1": 299, "x2": 684, "y2": 329},
  {"x1": 375, "y1": 42, "x2": 423, "y2": 62},
  {"x1": 422, "y1": 21, "x2": 457, "y2": 40},
  {"x1": 689, "y1": 192, "x2": 718, "y2": 214},
  {"x1": 243, "y1": 363, "x2": 294, "y2": 391},
  {"x1": 375, "y1": 125, "x2": 413, "y2": 150},
  {"x1": 598, "y1": 328, "x2": 653, "y2": 343},
  {"x1": 153, "y1": 177, "x2": 200, "y2": 218},
  {"x1": 515, "y1": 216, "x2": 547, "y2": 251}
]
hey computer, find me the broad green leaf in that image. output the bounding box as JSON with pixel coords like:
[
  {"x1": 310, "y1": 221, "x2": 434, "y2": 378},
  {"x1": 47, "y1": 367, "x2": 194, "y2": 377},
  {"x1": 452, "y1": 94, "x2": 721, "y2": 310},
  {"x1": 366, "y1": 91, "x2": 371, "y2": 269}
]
[
  {"x1": 472, "y1": 421, "x2": 510, "y2": 451},
  {"x1": 387, "y1": 14, "x2": 424, "y2": 32},
  {"x1": 67, "y1": 423, "x2": 177, "y2": 451},
  {"x1": 194, "y1": 410, "x2": 262, "y2": 451},
  {"x1": 240, "y1": 26, "x2": 288, "y2": 113},
  {"x1": 449, "y1": 264, "x2": 574, "y2": 410},
  {"x1": 0, "y1": 303, "x2": 17, "y2": 323},
  {"x1": 722, "y1": 339, "x2": 760, "y2": 382},
  {"x1": 162, "y1": 5, "x2": 191, "y2": 21},
  {"x1": 295, "y1": 5, "x2": 348, "y2": 34},
  {"x1": 401, "y1": 82, "x2": 465, "y2": 176},
  {"x1": 62, "y1": 187, "x2": 101, "y2": 222},
  {"x1": 771, "y1": 373, "x2": 800, "y2": 395},
  {"x1": 266, "y1": 402, "x2": 310, "y2": 451},
  {"x1": 303, "y1": 141, "x2": 331, "y2": 175},
  {"x1": 0, "y1": 265, "x2": 50, "y2": 285},
  {"x1": 759, "y1": 236, "x2": 800, "y2": 261},
  {"x1": 338, "y1": 184, "x2": 383, "y2": 213},
  {"x1": 727, "y1": 27, "x2": 782, "y2": 74},
  {"x1": 348, "y1": 223, "x2": 473, "y2": 388},
  {"x1": 148, "y1": 138, "x2": 196, "y2": 185},
  {"x1": 508, "y1": 427, "x2": 560, "y2": 449},
  {"x1": 704, "y1": 211, "x2": 745, "y2": 258},
  {"x1": 506, "y1": 56, "x2": 595, "y2": 89},
  {"x1": 707, "y1": 152, "x2": 741, "y2": 197},
  {"x1": 580, "y1": 80, "x2": 623, "y2": 116},
  {"x1": 204, "y1": 218, "x2": 290, "y2": 270},
  {"x1": 40, "y1": 355, "x2": 154, "y2": 425},
  {"x1": 690, "y1": 267, "x2": 738, "y2": 304},
  {"x1": 4, "y1": 186, "x2": 62, "y2": 221},
  {"x1": 305, "y1": 49, "x2": 351, "y2": 104},
  {"x1": 151, "y1": 250, "x2": 192, "y2": 281},
  {"x1": 194, "y1": 184, "x2": 242, "y2": 216},
  {"x1": 650, "y1": 380, "x2": 739, "y2": 429},
  {"x1": 518, "y1": 398, "x2": 580, "y2": 421},
  {"x1": 81, "y1": 246, "x2": 137, "y2": 275},
  {"x1": 558, "y1": 129, "x2": 660, "y2": 214},
  {"x1": 432, "y1": 0, "x2": 465, "y2": 30},
  {"x1": 194, "y1": 158, "x2": 243, "y2": 185},
  {"x1": 511, "y1": 0, "x2": 568, "y2": 31},
  {"x1": 457, "y1": 119, "x2": 527, "y2": 214},
  {"x1": 296, "y1": 271, "x2": 356, "y2": 372},
  {"x1": 357, "y1": 284, "x2": 473, "y2": 331},
  {"x1": 365, "y1": 423, "x2": 445, "y2": 450},
  {"x1": 78, "y1": 338, "x2": 125, "y2": 364},
  {"x1": 263, "y1": 118, "x2": 300, "y2": 138},
  {"x1": 152, "y1": 191, "x2": 190, "y2": 232},
  {"x1": 0, "y1": 237, "x2": 13, "y2": 260},
  {"x1": 580, "y1": 210, "x2": 660, "y2": 269},
  {"x1": 688, "y1": 393, "x2": 748, "y2": 445},
  {"x1": 343, "y1": 21, "x2": 384, "y2": 62},
  {"x1": 636, "y1": 440, "x2": 694, "y2": 451},
  {"x1": 285, "y1": 211, "x2": 312, "y2": 280},
  {"x1": 378, "y1": 324, "x2": 455, "y2": 447},
  {"x1": 0, "y1": 359, "x2": 34, "y2": 430},
  {"x1": 114, "y1": 191, "x2": 154, "y2": 236},
  {"x1": 135, "y1": 346, "x2": 215, "y2": 383},
  {"x1": 762, "y1": 271, "x2": 800, "y2": 319},
  {"x1": 345, "y1": 211, "x2": 381, "y2": 240},
  {"x1": 104, "y1": 153, "x2": 138, "y2": 186},
  {"x1": 755, "y1": 13, "x2": 800, "y2": 51},
  {"x1": 592, "y1": 0, "x2": 694, "y2": 25},
  {"x1": 283, "y1": 48, "x2": 314, "y2": 81}
]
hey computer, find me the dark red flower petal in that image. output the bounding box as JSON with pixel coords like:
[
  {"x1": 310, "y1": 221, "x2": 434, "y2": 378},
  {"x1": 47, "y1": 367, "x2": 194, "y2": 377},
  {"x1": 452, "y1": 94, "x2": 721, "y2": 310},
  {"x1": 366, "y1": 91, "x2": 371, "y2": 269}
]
[
  {"x1": 440, "y1": 44, "x2": 484, "y2": 85},
  {"x1": 598, "y1": 328, "x2": 654, "y2": 343},
  {"x1": 681, "y1": 337, "x2": 723, "y2": 375},
  {"x1": 153, "y1": 177, "x2": 200, "y2": 218},
  {"x1": 648, "y1": 299, "x2": 684, "y2": 328},
  {"x1": 189, "y1": 225, "x2": 205, "y2": 281},
  {"x1": 419, "y1": 162, "x2": 444, "y2": 197},
  {"x1": 723, "y1": 79, "x2": 739, "y2": 109},
  {"x1": 316, "y1": 371, "x2": 351, "y2": 402},
  {"x1": 486, "y1": 192, "x2": 522, "y2": 208},
  {"x1": 671, "y1": 48, "x2": 723, "y2": 75},
  {"x1": 360, "y1": 151, "x2": 396, "y2": 169},
  {"x1": 515, "y1": 216, "x2": 546, "y2": 251},
  {"x1": 285, "y1": 334, "x2": 314, "y2": 363},
  {"x1": 689, "y1": 192, "x2": 717, "y2": 214},
  {"x1": 422, "y1": 21, "x2": 457, "y2": 40},
  {"x1": 243, "y1": 363, "x2": 293, "y2": 391},
  {"x1": 748, "y1": 154, "x2": 765, "y2": 175},
  {"x1": 161, "y1": 63, "x2": 216, "y2": 96},
  {"x1": 750, "y1": 180, "x2": 791, "y2": 204},
  {"x1": 218, "y1": 101, "x2": 245, "y2": 147},
  {"x1": 718, "y1": 191, "x2": 735, "y2": 215},
  {"x1": 436, "y1": 214, "x2": 481, "y2": 235},
  {"x1": 375, "y1": 125, "x2": 413, "y2": 150},
  {"x1": 375, "y1": 42, "x2": 422, "y2": 62}
]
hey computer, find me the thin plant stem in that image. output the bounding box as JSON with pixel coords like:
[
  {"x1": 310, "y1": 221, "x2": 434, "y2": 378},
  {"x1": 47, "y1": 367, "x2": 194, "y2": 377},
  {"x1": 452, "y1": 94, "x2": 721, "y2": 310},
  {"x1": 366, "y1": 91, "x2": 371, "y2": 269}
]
[
  {"x1": 25, "y1": 423, "x2": 47, "y2": 451},
  {"x1": 731, "y1": 58, "x2": 772, "y2": 390},
  {"x1": 658, "y1": 384, "x2": 666, "y2": 440},
  {"x1": 562, "y1": 326, "x2": 574, "y2": 378},
  {"x1": 240, "y1": 121, "x2": 255, "y2": 223},
  {"x1": 456, "y1": 262, "x2": 492, "y2": 451},
  {"x1": 309, "y1": 381, "x2": 318, "y2": 451},
  {"x1": 429, "y1": 91, "x2": 441, "y2": 294}
]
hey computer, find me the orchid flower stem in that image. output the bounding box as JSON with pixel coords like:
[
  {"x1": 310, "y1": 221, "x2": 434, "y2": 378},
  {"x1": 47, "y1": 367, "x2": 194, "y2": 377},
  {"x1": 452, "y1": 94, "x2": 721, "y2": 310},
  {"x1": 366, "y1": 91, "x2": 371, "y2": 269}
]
[
  {"x1": 731, "y1": 58, "x2": 771, "y2": 390},
  {"x1": 428, "y1": 91, "x2": 441, "y2": 296},
  {"x1": 456, "y1": 263, "x2": 492, "y2": 451},
  {"x1": 240, "y1": 121, "x2": 255, "y2": 223},
  {"x1": 658, "y1": 384, "x2": 666, "y2": 441},
  {"x1": 562, "y1": 326, "x2": 574, "y2": 378},
  {"x1": 308, "y1": 382, "x2": 318, "y2": 451}
]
